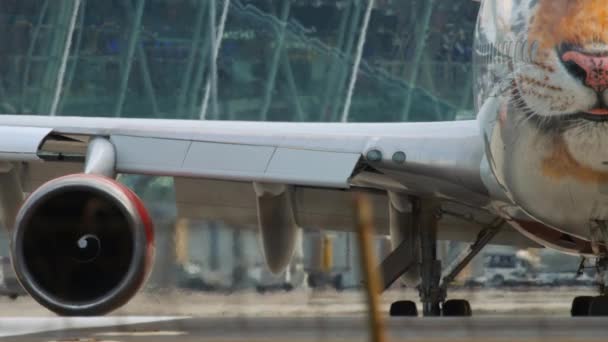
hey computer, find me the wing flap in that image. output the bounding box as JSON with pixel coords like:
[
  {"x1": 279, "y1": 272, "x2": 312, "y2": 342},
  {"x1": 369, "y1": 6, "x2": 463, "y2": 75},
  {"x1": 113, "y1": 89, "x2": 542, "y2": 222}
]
[
  {"x1": 264, "y1": 148, "x2": 360, "y2": 188},
  {"x1": 112, "y1": 135, "x2": 360, "y2": 188},
  {"x1": 183, "y1": 141, "x2": 275, "y2": 173},
  {"x1": 0, "y1": 126, "x2": 52, "y2": 161}
]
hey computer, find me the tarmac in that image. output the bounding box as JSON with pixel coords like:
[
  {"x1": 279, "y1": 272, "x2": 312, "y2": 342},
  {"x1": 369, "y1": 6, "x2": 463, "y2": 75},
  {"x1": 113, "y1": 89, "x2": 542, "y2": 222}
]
[
  {"x1": 4, "y1": 316, "x2": 608, "y2": 342},
  {"x1": 1, "y1": 288, "x2": 607, "y2": 342}
]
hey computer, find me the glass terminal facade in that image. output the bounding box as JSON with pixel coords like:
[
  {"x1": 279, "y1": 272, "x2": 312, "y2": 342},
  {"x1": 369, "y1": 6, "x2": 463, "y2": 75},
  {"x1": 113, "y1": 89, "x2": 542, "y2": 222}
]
[{"x1": 0, "y1": 0, "x2": 479, "y2": 122}]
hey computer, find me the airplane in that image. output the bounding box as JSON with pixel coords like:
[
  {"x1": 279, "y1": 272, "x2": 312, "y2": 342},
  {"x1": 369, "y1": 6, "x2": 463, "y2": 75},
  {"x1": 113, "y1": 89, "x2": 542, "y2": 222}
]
[{"x1": 1, "y1": 0, "x2": 608, "y2": 317}]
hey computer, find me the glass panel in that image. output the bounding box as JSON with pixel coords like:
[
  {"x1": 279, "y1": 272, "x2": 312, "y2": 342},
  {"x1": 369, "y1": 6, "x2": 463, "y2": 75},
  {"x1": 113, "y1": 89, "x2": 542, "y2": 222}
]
[{"x1": 0, "y1": 0, "x2": 479, "y2": 121}]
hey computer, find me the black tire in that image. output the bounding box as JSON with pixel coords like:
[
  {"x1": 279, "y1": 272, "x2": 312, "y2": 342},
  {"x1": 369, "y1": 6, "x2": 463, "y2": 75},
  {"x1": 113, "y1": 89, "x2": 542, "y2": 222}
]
[
  {"x1": 589, "y1": 296, "x2": 608, "y2": 316},
  {"x1": 390, "y1": 300, "x2": 418, "y2": 317},
  {"x1": 571, "y1": 296, "x2": 593, "y2": 316},
  {"x1": 443, "y1": 299, "x2": 472, "y2": 317}
]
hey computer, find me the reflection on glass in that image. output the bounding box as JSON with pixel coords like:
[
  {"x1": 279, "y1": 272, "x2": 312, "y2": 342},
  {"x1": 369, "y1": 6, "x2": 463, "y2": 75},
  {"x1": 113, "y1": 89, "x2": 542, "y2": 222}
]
[{"x1": 0, "y1": 0, "x2": 478, "y2": 122}]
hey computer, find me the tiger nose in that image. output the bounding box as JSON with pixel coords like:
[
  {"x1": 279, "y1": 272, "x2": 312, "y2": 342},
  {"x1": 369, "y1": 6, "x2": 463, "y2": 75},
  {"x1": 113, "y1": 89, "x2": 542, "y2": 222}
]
[{"x1": 562, "y1": 51, "x2": 608, "y2": 92}]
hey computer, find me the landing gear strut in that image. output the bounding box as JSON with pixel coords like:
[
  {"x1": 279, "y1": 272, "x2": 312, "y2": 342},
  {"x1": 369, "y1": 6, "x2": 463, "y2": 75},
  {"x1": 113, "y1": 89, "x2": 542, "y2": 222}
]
[
  {"x1": 418, "y1": 200, "x2": 442, "y2": 316},
  {"x1": 382, "y1": 195, "x2": 502, "y2": 317},
  {"x1": 437, "y1": 218, "x2": 503, "y2": 316},
  {"x1": 586, "y1": 257, "x2": 608, "y2": 316},
  {"x1": 577, "y1": 221, "x2": 608, "y2": 316}
]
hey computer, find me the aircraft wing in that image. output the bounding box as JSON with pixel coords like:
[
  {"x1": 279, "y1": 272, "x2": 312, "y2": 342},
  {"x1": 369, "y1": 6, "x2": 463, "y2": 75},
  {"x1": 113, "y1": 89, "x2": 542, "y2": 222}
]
[
  {"x1": 0, "y1": 115, "x2": 534, "y2": 247},
  {"x1": 0, "y1": 115, "x2": 483, "y2": 191}
]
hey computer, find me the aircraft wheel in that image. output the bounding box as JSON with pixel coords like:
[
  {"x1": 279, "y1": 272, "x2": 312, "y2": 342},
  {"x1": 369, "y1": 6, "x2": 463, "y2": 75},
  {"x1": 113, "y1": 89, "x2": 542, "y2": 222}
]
[
  {"x1": 389, "y1": 300, "x2": 418, "y2": 317},
  {"x1": 442, "y1": 299, "x2": 472, "y2": 317},
  {"x1": 571, "y1": 296, "x2": 593, "y2": 316},
  {"x1": 589, "y1": 296, "x2": 608, "y2": 316}
]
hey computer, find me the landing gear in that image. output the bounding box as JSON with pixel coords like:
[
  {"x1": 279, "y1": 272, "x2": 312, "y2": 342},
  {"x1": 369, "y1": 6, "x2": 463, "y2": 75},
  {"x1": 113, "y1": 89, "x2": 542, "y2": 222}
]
[
  {"x1": 390, "y1": 300, "x2": 418, "y2": 317},
  {"x1": 570, "y1": 255, "x2": 608, "y2": 316},
  {"x1": 589, "y1": 296, "x2": 608, "y2": 316},
  {"x1": 590, "y1": 259, "x2": 608, "y2": 316},
  {"x1": 584, "y1": 257, "x2": 608, "y2": 316},
  {"x1": 382, "y1": 195, "x2": 502, "y2": 317},
  {"x1": 571, "y1": 296, "x2": 594, "y2": 316},
  {"x1": 388, "y1": 299, "x2": 473, "y2": 317},
  {"x1": 571, "y1": 295, "x2": 608, "y2": 316},
  {"x1": 418, "y1": 200, "x2": 443, "y2": 317},
  {"x1": 571, "y1": 220, "x2": 608, "y2": 317},
  {"x1": 443, "y1": 299, "x2": 472, "y2": 317}
]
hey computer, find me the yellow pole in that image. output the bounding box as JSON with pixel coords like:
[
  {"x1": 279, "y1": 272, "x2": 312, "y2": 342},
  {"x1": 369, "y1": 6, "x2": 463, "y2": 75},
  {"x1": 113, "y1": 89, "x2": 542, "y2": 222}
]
[
  {"x1": 174, "y1": 218, "x2": 190, "y2": 265},
  {"x1": 321, "y1": 234, "x2": 334, "y2": 274},
  {"x1": 354, "y1": 194, "x2": 387, "y2": 342}
]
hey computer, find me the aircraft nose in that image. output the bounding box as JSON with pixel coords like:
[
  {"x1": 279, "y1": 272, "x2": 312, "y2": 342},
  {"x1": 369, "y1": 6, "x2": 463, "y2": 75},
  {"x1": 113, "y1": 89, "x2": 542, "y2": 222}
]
[{"x1": 562, "y1": 50, "x2": 608, "y2": 92}]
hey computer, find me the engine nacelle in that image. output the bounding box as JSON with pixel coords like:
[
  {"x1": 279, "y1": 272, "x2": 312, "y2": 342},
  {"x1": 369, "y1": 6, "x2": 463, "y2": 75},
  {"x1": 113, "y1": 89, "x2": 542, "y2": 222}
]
[
  {"x1": 10, "y1": 174, "x2": 154, "y2": 316},
  {"x1": 254, "y1": 183, "x2": 298, "y2": 274}
]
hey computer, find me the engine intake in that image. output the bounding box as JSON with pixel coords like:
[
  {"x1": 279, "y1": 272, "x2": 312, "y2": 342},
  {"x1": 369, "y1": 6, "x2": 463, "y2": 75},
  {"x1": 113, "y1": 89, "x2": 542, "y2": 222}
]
[{"x1": 11, "y1": 174, "x2": 154, "y2": 316}]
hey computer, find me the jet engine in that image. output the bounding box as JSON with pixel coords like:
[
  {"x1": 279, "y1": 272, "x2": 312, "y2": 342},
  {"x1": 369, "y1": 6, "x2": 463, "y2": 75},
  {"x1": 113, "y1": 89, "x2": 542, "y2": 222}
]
[{"x1": 10, "y1": 174, "x2": 154, "y2": 316}]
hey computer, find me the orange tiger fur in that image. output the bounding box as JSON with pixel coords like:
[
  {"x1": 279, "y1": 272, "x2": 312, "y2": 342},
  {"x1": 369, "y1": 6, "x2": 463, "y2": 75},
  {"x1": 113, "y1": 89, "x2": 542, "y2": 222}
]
[{"x1": 530, "y1": 0, "x2": 608, "y2": 52}]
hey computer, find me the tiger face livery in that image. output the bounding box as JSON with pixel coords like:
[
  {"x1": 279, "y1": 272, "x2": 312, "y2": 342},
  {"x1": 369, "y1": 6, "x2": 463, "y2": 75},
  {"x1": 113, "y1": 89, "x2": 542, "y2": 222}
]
[
  {"x1": 475, "y1": 0, "x2": 608, "y2": 240},
  {"x1": 522, "y1": 0, "x2": 608, "y2": 174}
]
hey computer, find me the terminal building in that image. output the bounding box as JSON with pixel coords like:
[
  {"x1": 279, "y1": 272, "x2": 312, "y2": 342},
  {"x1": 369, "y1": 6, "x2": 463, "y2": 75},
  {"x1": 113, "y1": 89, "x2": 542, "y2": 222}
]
[{"x1": 0, "y1": 0, "x2": 477, "y2": 121}]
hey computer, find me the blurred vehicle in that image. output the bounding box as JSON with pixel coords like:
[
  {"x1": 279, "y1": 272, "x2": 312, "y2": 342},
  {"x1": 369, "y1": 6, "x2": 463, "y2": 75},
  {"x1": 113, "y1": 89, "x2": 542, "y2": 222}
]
[
  {"x1": 471, "y1": 250, "x2": 536, "y2": 287},
  {"x1": 249, "y1": 262, "x2": 306, "y2": 293},
  {"x1": 306, "y1": 272, "x2": 345, "y2": 291},
  {"x1": 0, "y1": 256, "x2": 25, "y2": 299},
  {"x1": 535, "y1": 271, "x2": 596, "y2": 287},
  {"x1": 175, "y1": 261, "x2": 233, "y2": 292},
  {"x1": 175, "y1": 260, "x2": 306, "y2": 293}
]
